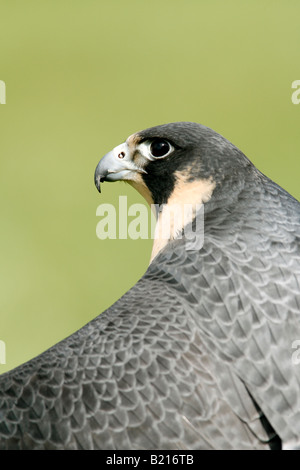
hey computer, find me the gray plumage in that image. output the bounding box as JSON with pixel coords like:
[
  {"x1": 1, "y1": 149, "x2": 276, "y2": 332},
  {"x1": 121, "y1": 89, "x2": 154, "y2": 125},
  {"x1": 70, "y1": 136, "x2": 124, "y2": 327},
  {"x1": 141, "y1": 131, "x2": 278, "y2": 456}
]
[{"x1": 0, "y1": 122, "x2": 299, "y2": 449}]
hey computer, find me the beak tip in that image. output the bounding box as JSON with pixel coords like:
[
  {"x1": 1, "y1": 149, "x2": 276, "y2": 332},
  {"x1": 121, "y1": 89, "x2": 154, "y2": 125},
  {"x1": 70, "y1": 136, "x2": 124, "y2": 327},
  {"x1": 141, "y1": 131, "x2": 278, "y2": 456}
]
[{"x1": 94, "y1": 172, "x2": 102, "y2": 193}]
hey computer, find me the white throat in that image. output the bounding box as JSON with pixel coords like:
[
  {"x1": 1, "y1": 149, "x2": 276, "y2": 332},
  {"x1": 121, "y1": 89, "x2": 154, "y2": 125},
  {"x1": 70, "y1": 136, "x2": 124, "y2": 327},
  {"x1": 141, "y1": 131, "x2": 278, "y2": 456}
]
[{"x1": 150, "y1": 173, "x2": 216, "y2": 263}]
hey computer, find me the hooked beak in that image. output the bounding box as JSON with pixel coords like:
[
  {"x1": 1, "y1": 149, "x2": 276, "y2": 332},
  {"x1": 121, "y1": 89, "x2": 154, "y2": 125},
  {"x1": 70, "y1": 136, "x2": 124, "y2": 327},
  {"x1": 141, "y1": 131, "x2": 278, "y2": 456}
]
[{"x1": 94, "y1": 142, "x2": 146, "y2": 193}]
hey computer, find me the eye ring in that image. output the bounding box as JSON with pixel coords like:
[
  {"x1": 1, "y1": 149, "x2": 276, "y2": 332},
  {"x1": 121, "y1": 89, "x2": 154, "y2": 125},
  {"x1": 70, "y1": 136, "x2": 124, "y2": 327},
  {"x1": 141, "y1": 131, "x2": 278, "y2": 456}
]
[
  {"x1": 149, "y1": 139, "x2": 172, "y2": 158},
  {"x1": 137, "y1": 139, "x2": 174, "y2": 161}
]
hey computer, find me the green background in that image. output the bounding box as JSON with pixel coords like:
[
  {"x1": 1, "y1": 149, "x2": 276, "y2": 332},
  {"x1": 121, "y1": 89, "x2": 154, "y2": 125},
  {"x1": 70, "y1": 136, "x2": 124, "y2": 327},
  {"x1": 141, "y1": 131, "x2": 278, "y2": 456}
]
[{"x1": 0, "y1": 0, "x2": 299, "y2": 374}]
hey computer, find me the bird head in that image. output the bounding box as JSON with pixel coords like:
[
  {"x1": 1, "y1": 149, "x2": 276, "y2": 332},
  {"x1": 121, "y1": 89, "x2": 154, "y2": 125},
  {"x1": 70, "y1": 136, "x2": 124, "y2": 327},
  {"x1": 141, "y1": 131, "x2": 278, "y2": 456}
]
[
  {"x1": 94, "y1": 122, "x2": 255, "y2": 260},
  {"x1": 95, "y1": 121, "x2": 253, "y2": 205}
]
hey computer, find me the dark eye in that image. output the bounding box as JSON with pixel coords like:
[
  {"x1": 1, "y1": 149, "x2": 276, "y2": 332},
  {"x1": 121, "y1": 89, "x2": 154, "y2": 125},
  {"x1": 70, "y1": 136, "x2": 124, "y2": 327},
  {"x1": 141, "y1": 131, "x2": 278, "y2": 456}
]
[{"x1": 150, "y1": 139, "x2": 171, "y2": 158}]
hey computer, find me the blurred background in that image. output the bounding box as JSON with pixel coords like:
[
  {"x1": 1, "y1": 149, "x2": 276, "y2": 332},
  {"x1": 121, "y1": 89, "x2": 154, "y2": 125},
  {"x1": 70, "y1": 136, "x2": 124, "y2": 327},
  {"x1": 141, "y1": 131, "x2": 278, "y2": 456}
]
[{"x1": 0, "y1": 0, "x2": 299, "y2": 373}]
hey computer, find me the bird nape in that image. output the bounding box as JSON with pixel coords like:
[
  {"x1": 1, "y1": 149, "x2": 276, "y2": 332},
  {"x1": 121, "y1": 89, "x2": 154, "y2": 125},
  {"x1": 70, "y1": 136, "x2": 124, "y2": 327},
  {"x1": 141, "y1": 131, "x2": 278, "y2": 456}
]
[{"x1": 1, "y1": 122, "x2": 300, "y2": 450}]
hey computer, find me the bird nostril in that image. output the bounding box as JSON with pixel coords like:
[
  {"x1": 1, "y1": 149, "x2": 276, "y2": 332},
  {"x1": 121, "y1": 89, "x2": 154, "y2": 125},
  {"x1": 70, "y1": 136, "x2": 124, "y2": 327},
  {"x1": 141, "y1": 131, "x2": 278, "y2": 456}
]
[{"x1": 118, "y1": 152, "x2": 125, "y2": 159}]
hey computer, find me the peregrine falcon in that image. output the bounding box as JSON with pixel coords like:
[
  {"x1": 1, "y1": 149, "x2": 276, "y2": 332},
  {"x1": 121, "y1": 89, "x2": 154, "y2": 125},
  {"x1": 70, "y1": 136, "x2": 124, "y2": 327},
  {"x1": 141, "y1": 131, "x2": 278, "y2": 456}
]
[{"x1": 0, "y1": 122, "x2": 300, "y2": 450}]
